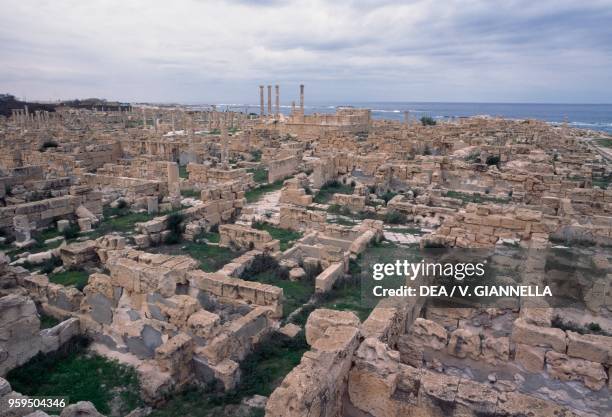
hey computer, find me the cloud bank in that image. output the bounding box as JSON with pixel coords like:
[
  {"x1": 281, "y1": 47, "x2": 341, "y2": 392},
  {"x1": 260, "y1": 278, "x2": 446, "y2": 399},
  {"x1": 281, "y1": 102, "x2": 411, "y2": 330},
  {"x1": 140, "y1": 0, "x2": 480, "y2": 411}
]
[{"x1": 1, "y1": 0, "x2": 611, "y2": 103}]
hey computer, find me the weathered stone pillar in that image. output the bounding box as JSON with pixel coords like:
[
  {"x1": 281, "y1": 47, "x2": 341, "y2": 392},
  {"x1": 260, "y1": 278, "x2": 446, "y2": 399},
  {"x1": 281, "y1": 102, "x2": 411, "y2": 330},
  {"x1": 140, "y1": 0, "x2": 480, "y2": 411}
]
[
  {"x1": 147, "y1": 196, "x2": 159, "y2": 214},
  {"x1": 275, "y1": 85, "x2": 280, "y2": 119},
  {"x1": 404, "y1": 110, "x2": 410, "y2": 125},
  {"x1": 142, "y1": 108, "x2": 147, "y2": 129},
  {"x1": 168, "y1": 162, "x2": 180, "y2": 201},
  {"x1": 299, "y1": 84, "x2": 304, "y2": 113},
  {"x1": 259, "y1": 85, "x2": 265, "y2": 116},
  {"x1": 13, "y1": 215, "x2": 34, "y2": 247},
  {"x1": 267, "y1": 85, "x2": 272, "y2": 115}
]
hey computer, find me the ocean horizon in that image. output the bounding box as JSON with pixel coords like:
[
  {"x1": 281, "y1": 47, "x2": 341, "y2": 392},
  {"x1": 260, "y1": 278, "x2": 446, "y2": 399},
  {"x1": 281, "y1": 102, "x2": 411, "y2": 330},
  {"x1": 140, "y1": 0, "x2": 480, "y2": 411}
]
[{"x1": 193, "y1": 102, "x2": 612, "y2": 134}]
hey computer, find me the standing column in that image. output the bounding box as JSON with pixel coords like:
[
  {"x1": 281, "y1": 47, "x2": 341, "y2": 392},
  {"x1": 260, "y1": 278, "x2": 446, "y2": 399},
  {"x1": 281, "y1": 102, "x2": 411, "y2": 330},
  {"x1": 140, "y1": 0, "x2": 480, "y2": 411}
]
[
  {"x1": 142, "y1": 108, "x2": 146, "y2": 129},
  {"x1": 267, "y1": 85, "x2": 272, "y2": 115},
  {"x1": 275, "y1": 85, "x2": 280, "y2": 119},
  {"x1": 259, "y1": 85, "x2": 265, "y2": 116},
  {"x1": 299, "y1": 84, "x2": 304, "y2": 113},
  {"x1": 167, "y1": 162, "x2": 181, "y2": 208},
  {"x1": 404, "y1": 111, "x2": 410, "y2": 126}
]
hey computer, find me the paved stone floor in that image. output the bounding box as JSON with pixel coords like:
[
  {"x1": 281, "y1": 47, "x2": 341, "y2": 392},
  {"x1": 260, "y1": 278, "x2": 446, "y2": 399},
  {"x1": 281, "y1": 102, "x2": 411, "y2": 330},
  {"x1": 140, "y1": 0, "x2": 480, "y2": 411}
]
[{"x1": 238, "y1": 190, "x2": 282, "y2": 225}]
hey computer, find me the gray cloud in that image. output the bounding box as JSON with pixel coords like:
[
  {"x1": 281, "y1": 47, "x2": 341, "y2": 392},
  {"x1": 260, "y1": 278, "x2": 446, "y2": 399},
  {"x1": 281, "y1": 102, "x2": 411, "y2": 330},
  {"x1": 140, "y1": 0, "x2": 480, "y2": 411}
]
[{"x1": 0, "y1": 0, "x2": 610, "y2": 103}]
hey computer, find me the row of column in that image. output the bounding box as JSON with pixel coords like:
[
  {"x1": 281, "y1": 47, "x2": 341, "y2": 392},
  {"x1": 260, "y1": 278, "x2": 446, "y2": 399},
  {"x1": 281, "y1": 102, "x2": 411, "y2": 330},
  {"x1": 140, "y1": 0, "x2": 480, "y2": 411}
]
[{"x1": 258, "y1": 84, "x2": 305, "y2": 118}]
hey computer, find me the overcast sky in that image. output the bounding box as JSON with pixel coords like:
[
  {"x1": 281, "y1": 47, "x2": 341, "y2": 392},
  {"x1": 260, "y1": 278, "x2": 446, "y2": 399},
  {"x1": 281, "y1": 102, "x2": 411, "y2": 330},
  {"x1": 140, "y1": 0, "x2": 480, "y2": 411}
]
[{"x1": 1, "y1": 0, "x2": 611, "y2": 104}]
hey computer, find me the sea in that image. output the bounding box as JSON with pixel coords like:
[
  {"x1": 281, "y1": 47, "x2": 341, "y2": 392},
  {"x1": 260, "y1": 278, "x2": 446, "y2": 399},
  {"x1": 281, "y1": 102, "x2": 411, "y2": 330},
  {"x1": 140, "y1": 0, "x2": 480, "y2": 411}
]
[{"x1": 206, "y1": 102, "x2": 612, "y2": 135}]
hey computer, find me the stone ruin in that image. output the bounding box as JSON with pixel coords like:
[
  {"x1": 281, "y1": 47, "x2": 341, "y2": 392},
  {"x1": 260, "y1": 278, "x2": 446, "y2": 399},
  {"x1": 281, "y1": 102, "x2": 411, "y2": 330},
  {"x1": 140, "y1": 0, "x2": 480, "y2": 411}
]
[{"x1": 1, "y1": 90, "x2": 611, "y2": 416}]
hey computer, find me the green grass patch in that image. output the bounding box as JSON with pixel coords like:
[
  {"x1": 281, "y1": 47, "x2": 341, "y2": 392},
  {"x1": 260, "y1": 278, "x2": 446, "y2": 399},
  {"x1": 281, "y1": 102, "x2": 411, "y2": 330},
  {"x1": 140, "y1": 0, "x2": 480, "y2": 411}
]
[
  {"x1": 7, "y1": 338, "x2": 143, "y2": 416},
  {"x1": 183, "y1": 241, "x2": 238, "y2": 272},
  {"x1": 318, "y1": 281, "x2": 371, "y2": 322},
  {"x1": 198, "y1": 231, "x2": 220, "y2": 243},
  {"x1": 181, "y1": 189, "x2": 200, "y2": 198},
  {"x1": 444, "y1": 190, "x2": 510, "y2": 205},
  {"x1": 326, "y1": 215, "x2": 357, "y2": 227},
  {"x1": 245, "y1": 180, "x2": 284, "y2": 203},
  {"x1": 252, "y1": 222, "x2": 302, "y2": 251},
  {"x1": 593, "y1": 175, "x2": 612, "y2": 189},
  {"x1": 49, "y1": 268, "x2": 90, "y2": 291},
  {"x1": 385, "y1": 227, "x2": 424, "y2": 235},
  {"x1": 87, "y1": 205, "x2": 182, "y2": 238},
  {"x1": 248, "y1": 269, "x2": 314, "y2": 318},
  {"x1": 595, "y1": 138, "x2": 612, "y2": 148},
  {"x1": 150, "y1": 334, "x2": 307, "y2": 417},
  {"x1": 179, "y1": 165, "x2": 189, "y2": 179},
  {"x1": 248, "y1": 167, "x2": 268, "y2": 183},
  {"x1": 313, "y1": 180, "x2": 354, "y2": 204},
  {"x1": 39, "y1": 314, "x2": 60, "y2": 329}
]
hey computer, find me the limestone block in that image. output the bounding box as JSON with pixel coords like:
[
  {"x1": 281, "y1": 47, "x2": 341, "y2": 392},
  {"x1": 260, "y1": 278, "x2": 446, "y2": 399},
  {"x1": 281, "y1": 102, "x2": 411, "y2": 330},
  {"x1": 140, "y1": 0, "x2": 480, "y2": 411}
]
[
  {"x1": 447, "y1": 328, "x2": 481, "y2": 360},
  {"x1": 314, "y1": 262, "x2": 344, "y2": 293},
  {"x1": 511, "y1": 318, "x2": 566, "y2": 353},
  {"x1": 566, "y1": 331, "x2": 612, "y2": 365},
  {"x1": 455, "y1": 379, "x2": 498, "y2": 416},
  {"x1": 515, "y1": 343, "x2": 546, "y2": 373},
  {"x1": 409, "y1": 318, "x2": 448, "y2": 351},
  {"x1": 289, "y1": 267, "x2": 306, "y2": 281},
  {"x1": 0, "y1": 377, "x2": 11, "y2": 396},
  {"x1": 545, "y1": 350, "x2": 607, "y2": 390},
  {"x1": 59, "y1": 401, "x2": 104, "y2": 417},
  {"x1": 187, "y1": 310, "x2": 220, "y2": 339},
  {"x1": 77, "y1": 217, "x2": 92, "y2": 232},
  {"x1": 147, "y1": 196, "x2": 159, "y2": 214},
  {"x1": 0, "y1": 295, "x2": 42, "y2": 376},
  {"x1": 481, "y1": 335, "x2": 509, "y2": 364},
  {"x1": 279, "y1": 323, "x2": 301, "y2": 338},
  {"x1": 305, "y1": 308, "x2": 360, "y2": 346},
  {"x1": 57, "y1": 219, "x2": 70, "y2": 232}
]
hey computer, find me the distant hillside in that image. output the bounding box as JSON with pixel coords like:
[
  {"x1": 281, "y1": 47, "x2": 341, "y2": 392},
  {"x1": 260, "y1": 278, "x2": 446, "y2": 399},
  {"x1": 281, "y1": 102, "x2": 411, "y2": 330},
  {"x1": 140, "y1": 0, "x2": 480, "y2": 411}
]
[
  {"x1": 0, "y1": 94, "x2": 56, "y2": 117},
  {"x1": 0, "y1": 94, "x2": 132, "y2": 117},
  {"x1": 57, "y1": 98, "x2": 131, "y2": 111}
]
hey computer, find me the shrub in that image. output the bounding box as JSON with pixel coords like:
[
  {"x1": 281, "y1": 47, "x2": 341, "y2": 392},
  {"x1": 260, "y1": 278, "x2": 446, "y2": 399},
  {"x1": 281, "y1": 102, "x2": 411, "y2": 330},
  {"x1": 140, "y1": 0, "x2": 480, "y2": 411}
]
[
  {"x1": 303, "y1": 261, "x2": 323, "y2": 282},
  {"x1": 587, "y1": 322, "x2": 602, "y2": 333},
  {"x1": 383, "y1": 210, "x2": 407, "y2": 225},
  {"x1": 164, "y1": 213, "x2": 184, "y2": 244},
  {"x1": 40, "y1": 256, "x2": 63, "y2": 274},
  {"x1": 249, "y1": 149, "x2": 262, "y2": 162},
  {"x1": 327, "y1": 204, "x2": 351, "y2": 216},
  {"x1": 241, "y1": 254, "x2": 289, "y2": 280},
  {"x1": 420, "y1": 116, "x2": 436, "y2": 126},
  {"x1": 62, "y1": 224, "x2": 80, "y2": 240},
  {"x1": 486, "y1": 155, "x2": 500, "y2": 166},
  {"x1": 356, "y1": 210, "x2": 378, "y2": 220},
  {"x1": 39, "y1": 140, "x2": 59, "y2": 151},
  {"x1": 116, "y1": 199, "x2": 128, "y2": 210},
  {"x1": 380, "y1": 190, "x2": 397, "y2": 203}
]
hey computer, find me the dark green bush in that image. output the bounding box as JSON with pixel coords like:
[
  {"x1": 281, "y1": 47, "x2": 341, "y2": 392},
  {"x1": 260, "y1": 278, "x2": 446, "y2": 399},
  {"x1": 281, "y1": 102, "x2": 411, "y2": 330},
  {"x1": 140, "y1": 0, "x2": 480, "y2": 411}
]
[
  {"x1": 420, "y1": 116, "x2": 436, "y2": 126},
  {"x1": 383, "y1": 210, "x2": 407, "y2": 225},
  {"x1": 40, "y1": 255, "x2": 63, "y2": 274},
  {"x1": 164, "y1": 213, "x2": 185, "y2": 244},
  {"x1": 486, "y1": 155, "x2": 500, "y2": 166},
  {"x1": 39, "y1": 140, "x2": 59, "y2": 151},
  {"x1": 116, "y1": 199, "x2": 128, "y2": 209},
  {"x1": 62, "y1": 224, "x2": 80, "y2": 240}
]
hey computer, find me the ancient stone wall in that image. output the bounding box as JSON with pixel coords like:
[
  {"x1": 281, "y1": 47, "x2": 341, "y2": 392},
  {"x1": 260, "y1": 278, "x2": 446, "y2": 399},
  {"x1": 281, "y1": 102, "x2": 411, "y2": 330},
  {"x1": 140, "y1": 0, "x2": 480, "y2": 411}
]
[
  {"x1": 218, "y1": 224, "x2": 279, "y2": 252},
  {"x1": 267, "y1": 155, "x2": 300, "y2": 183}
]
